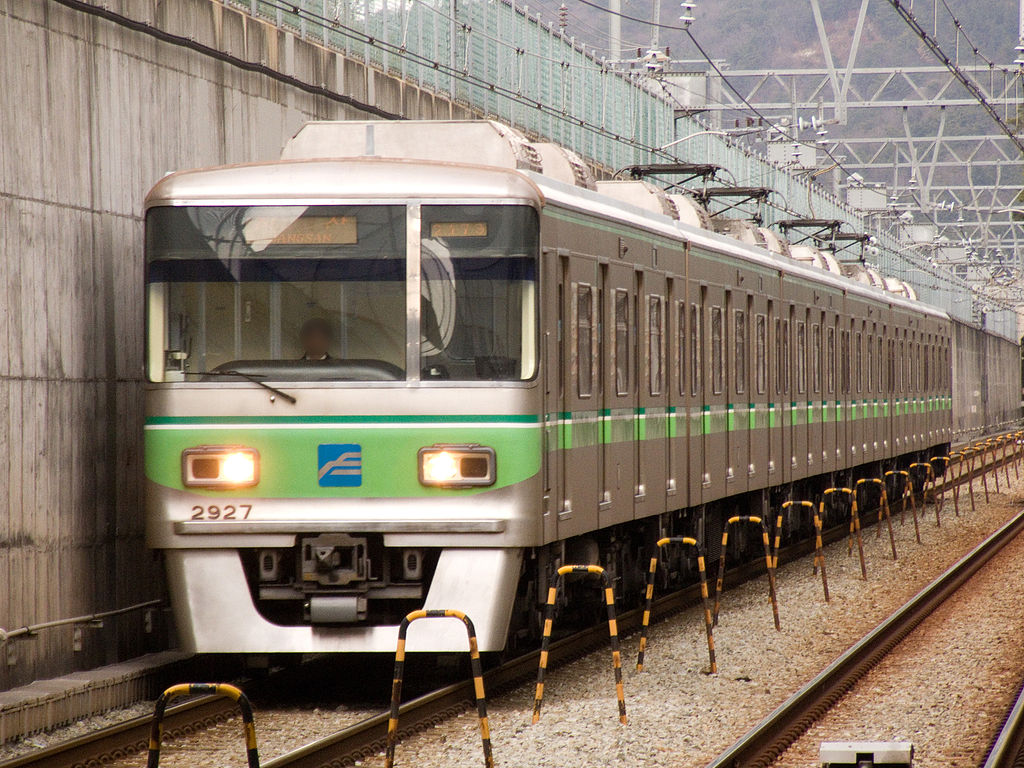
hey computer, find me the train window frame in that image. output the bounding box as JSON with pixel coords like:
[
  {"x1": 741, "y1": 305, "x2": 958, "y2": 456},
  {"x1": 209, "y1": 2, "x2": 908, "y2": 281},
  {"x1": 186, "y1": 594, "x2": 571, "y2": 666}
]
[
  {"x1": 780, "y1": 318, "x2": 790, "y2": 394},
  {"x1": 690, "y1": 303, "x2": 701, "y2": 396},
  {"x1": 826, "y1": 325, "x2": 836, "y2": 394},
  {"x1": 755, "y1": 313, "x2": 767, "y2": 395},
  {"x1": 677, "y1": 300, "x2": 687, "y2": 397},
  {"x1": 648, "y1": 294, "x2": 664, "y2": 396},
  {"x1": 811, "y1": 322, "x2": 821, "y2": 393},
  {"x1": 796, "y1": 319, "x2": 807, "y2": 395},
  {"x1": 855, "y1": 331, "x2": 863, "y2": 393},
  {"x1": 734, "y1": 308, "x2": 747, "y2": 396},
  {"x1": 576, "y1": 283, "x2": 594, "y2": 399},
  {"x1": 613, "y1": 289, "x2": 630, "y2": 397},
  {"x1": 866, "y1": 333, "x2": 873, "y2": 393},
  {"x1": 711, "y1": 305, "x2": 724, "y2": 396}
]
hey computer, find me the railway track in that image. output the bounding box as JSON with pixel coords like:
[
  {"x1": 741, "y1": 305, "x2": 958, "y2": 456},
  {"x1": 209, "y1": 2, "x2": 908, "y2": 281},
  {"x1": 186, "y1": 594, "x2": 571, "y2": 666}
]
[
  {"x1": 982, "y1": 677, "x2": 1024, "y2": 768},
  {"x1": 3, "y1": 432, "x2": 1017, "y2": 768},
  {"x1": 706, "y1": 505, "x2": 1024, "y2": 768}
]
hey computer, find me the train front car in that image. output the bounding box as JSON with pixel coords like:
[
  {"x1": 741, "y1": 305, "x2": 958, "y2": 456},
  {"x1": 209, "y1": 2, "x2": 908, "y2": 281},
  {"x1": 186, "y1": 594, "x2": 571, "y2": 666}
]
[{"x1": 144, "y1": 158, "x2": 542, "y2": 654}]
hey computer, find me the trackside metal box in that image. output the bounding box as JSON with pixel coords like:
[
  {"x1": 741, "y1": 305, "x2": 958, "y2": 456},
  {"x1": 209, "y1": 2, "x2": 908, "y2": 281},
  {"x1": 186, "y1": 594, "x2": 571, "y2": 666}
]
[{"x1": 820, "y1": 741, "x2": 913, "y2": 767}]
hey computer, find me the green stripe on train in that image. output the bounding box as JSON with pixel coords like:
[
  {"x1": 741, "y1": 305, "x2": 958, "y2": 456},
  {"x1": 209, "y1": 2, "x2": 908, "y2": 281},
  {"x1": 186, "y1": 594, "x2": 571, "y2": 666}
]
[{"x1": 145, "y1": 419, "x2": 541, "y2": 498}]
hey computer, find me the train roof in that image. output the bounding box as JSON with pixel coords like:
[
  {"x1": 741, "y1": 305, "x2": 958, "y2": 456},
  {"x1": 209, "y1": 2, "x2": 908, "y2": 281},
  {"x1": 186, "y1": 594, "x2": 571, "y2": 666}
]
[
  {"x1": 528, "y1": 171, "x2": 949, "y2": 322},
  {"x1": 144, "y1": 157, "x2": 544, "y2": 208}
]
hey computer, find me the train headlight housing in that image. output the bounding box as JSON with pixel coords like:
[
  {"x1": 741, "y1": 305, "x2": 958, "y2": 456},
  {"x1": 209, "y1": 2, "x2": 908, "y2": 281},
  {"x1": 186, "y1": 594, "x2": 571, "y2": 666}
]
[
  {"x1": 418, "y1": 445, "x2": 495, "y2": 488},
  {"x1": 182, "y1": 446, "x2": 260, "y2": 488}
]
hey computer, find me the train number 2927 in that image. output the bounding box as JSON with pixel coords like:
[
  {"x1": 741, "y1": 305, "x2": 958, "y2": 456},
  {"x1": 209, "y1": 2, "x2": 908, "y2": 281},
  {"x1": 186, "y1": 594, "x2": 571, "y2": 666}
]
[{"x1": 191, "y1": 504, "x2": 252, "y2": 520}]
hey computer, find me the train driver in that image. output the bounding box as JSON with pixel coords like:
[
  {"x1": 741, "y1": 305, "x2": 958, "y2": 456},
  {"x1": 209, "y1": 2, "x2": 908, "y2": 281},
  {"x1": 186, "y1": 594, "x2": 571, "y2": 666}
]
[{"x1": 299, "y1": 317, "x2": 333, "y2": 360}]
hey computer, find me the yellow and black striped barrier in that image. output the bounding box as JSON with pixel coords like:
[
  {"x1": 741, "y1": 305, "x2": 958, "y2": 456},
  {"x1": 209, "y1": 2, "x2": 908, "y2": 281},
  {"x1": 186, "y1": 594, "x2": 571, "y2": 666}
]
[
  {"x1": 532, "y1": 565, "x2": 626, "y2": 725},
  {"x1": 958, "y1": 447, "x2": 976, "y2": 513},
  {"x1": 636, "y1": 537, "x2": 716, "y2": 674},
  {"x1": 386, "y1": 609, "x2": 492, "y2": 768},
  {"x1": 824, "y1": 488, "x2": 866, "y2": 579},
  {"x1": 930, "y1": 455, "x2": 951, "y2": 515},
  {"x1": 856, "y1": 478, "x2": 897, "y2": 560},
  {"x1": 784, "y1": 501, "x2": 828, "y2": 602},
  {"x1": 909, "y1": 461, "x2": 939, "y2": 525},
  {"x1": 974, "y1": 442, "x2": 992, "y2": 502},
  {"x1": 147, "y1": 683, "x2": 258, "y2": 768},
  {"x1": 885, "y1": 469, "x2": 921, "y2": 543},
  {"x1": 712, "y1": 516, "x2": 780, "y2": 631}
]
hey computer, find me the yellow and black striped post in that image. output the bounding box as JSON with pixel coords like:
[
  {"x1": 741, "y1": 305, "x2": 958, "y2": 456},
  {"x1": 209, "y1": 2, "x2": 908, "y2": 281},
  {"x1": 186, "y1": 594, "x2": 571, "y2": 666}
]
[
  {"x1": 886, "y1": 469, "x2": 920, "y2": 543},
  {"x1": 930, "y1": 456, "x2": 950, "y2": 515},
  {"x1": 825, "y1": 488, "x2": 866, "y2": 579},
  {"x1": 856, "y1": 478, "x2": 896, "y2": 560},
  {"x1": 909, "y1": 462, "x2": 939, "y2": 526},
  {"x1": 962, "y1": 447, "x2": 977, "y2": 512},
  {"x1": 712, "y1": 516, "x2": 780, "y2": 631},
  {"x1": 532, "y1": 565, "x2": 626, "y2": 725},
  {"x1": 783, "y1": 501, "x2": 828, "y2": 602},
  {"x1": 1001, "y1": 435, "x2": 1014, "y2": 487},
  {"x1": 147, "y1": 683, "x2": 259, "y2": 768},
  {"x1": 387, "y1": 609, "x2": 492, "y2": 768},
  {"x1": 977, "y1": 442, "x2": 992, "y2": 502},
  {"x1": 637, "y1": 537, "x2": 716, "y2": 674}
]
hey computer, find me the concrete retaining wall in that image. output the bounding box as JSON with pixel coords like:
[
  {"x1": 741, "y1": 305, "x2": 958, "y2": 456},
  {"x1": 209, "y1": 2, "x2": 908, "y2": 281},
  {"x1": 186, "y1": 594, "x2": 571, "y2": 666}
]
[{"x1": 0, "y1": 0, "x2": 470, "y2": 691}]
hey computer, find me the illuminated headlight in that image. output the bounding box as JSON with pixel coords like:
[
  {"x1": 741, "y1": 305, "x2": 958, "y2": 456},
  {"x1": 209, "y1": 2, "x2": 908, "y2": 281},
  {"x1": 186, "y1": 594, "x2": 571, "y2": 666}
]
[
  {"x1": 182, "y1": 446, "x2": 260, "y2": 488},
  {"x1": 418, "y1": 445, "x2": 495, "y2": 488}
]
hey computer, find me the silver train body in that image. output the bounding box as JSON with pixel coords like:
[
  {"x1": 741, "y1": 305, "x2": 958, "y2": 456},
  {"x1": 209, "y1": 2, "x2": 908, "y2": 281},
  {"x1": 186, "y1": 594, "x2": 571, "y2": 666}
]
[{"x1": 143, "y1": 121, "x2": 1020, "y2": 654}]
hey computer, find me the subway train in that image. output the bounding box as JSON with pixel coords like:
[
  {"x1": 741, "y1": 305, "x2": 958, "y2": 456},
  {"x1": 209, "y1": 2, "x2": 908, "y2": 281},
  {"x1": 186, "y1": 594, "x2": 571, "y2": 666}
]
[{"x1": 143, "y1": 120, "x2": 1020, "y2": 655}]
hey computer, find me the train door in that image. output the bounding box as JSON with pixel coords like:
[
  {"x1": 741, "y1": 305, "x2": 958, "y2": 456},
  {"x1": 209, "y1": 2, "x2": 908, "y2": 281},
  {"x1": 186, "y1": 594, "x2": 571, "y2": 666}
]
[
  {"x1": 560, "y1": 254, "x2": 601, "y2": 539},
  {"x1": 727, "y1": 291, "x2": 751, "y2": 495},
  {"x1": 638, "y1": 267, "x2": 669, "y2": 519},
  {"x1": 749, "y1": 293, "x2": 770, "y2": 489},
  {"x1": 822, "y1": 310, "x2": 838, "y2": 474},
  {"x1": 777, "y1": 304, "x2": 794, "y2": 484},
  {"x1": 792, "y1": 304, "x2": 810, "y2": 482},
  {"x1": 704, "y1": 284, "x2": 728, "y2": 502},
  {"x1": 687, "y1": 287, "x2": 705, "y2": 505},
  {"x1": 851, "y1": 321, "x2": 865, "y2": 465},
  {"x1": 808, "y1": 311, "x2": 824, "y2": 477},
  {"x1": 766, "y1": 299, "x2": 783, "y2": 484},
  {"x1": 542, "y1": 248, "x2": 564, "y2": 543},
  {"x1": 601, "y1": 259, "x2": 636, "y2": 529},
  {"x1": 668, "y1": 280, "x2": 687, "y2": 508},
  {"x1": 836, "y1": 317, "x2": 851, "y2": 469}
]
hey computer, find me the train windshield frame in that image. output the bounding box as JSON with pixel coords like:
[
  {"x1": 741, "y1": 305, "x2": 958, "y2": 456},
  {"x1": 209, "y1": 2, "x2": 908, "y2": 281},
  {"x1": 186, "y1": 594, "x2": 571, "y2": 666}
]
[{"x1": 144, "y1": 203, "x2": 539, "y2": 384}]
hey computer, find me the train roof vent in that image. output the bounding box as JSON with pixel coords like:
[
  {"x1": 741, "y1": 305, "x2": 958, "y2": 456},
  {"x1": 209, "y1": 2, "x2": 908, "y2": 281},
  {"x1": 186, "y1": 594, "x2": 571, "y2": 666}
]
[
  {"x1": 596, "y1": 180, "x2": 678, "y2": 219},
  {"x1": 788, "y1": 245, "x2": 844, "y2": 276},
  {"x1": 530, "y1": 143, "x2": 597, "y2": 190},
  {"x1": 842, "y1": 263, "x2": 886, "y2": 289},
  {"x1": 757, "y1": 227, "x2": 792, "y2": 258},
  {"x1": 883, "y1": 276, "x2": 918, "y2": 301},
  {"x1": 666, "y1": 194, "x2": 712, "y2": 229},
  {"x1": 282, "y1": 120, "x2": 544, "y2": 173},
  {"x1": 711, "y1": 218, "x2": 767, "y2": 248}
]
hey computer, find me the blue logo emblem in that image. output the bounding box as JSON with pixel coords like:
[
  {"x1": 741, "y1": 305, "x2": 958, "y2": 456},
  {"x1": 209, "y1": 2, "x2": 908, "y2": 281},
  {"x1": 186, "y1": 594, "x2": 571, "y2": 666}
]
[{"x1": 318, "y1": 444, "x2": 363, "y2": 487}]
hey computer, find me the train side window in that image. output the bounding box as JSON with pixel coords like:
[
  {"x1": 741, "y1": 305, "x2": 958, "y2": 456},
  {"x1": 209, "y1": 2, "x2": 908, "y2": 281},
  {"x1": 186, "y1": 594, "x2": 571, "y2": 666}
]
[
  {"x1": 811, "y1": 323, "x2": 821, "y2": 393},
  {"x1": 796, "y1": 321, "x2": 806, "y2": 394},
  {"x1": 649, "y1": 295, "x2": 664, "y2": 396},
  {"x1": 690, "y1": 303, "x2": 701, "y2": 396},
  {"x1": 855, "y1": 332, "x2": 863, "y2": 393},
  {"x1": 877, "y1": 335, "x2": 884, "y2": 392},
  {"x1": 677, "y1": 301, "x2": 687, "y2": 397},
  {"x1": 827, "y1": 325, "x2": 835, "y2": 393},
  {"x1": 755, "y1": 313, "x2": 767, "y2": 395},
  {"x1": 614, "y1": 289, "x2": 629, "y2": 396},
  {"x1": 734, "y1": 309, "x2": 747, "y2": 395},
  {"x1": 840, "y1": 329, "x2": 850, "y2": 394},
  {"x1": 866, "y1": 334, "x2": 873, "y2": 393},
  {"x1": 711, "y1": 305, "x2": 724, "y2": 395},
  {"x1": 576, "y1": 284, "x2": 593, "y2": 398}
]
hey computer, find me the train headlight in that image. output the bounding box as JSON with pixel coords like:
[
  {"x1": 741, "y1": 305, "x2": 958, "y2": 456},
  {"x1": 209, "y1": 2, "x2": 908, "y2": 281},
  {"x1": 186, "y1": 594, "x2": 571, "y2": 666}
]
[
  {"x1": 418, "y1": 445, "x2": 495, "y2": 488},
  {"x1": 182, "y1": 446, "x2": 260, "y2": 488}
]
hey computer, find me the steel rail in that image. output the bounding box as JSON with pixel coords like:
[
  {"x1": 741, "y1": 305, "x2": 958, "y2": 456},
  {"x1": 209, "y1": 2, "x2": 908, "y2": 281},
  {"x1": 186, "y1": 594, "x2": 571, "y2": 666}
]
[
  {"x1": 982, "y1": 677, "x2": 1024, "y2": 768},
  {"x1": 706, "y1": 507, "x2": 1024, "y2": 768},
  {"x1": 0, "y1": 694, "x2": 237, "y2": 768}
]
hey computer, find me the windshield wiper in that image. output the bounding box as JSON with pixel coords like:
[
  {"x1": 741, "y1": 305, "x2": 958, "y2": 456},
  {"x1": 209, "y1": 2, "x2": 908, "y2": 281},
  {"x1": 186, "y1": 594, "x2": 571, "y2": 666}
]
[{"x1": 187, "y1": 370, "x2": 297, "y2": 404}]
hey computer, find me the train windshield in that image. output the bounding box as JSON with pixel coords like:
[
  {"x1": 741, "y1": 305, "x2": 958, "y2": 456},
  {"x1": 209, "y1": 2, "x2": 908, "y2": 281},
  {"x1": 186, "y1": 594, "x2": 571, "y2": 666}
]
[{"x1": 145, "y1": 204, "x2": 538, "y2": 383}]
